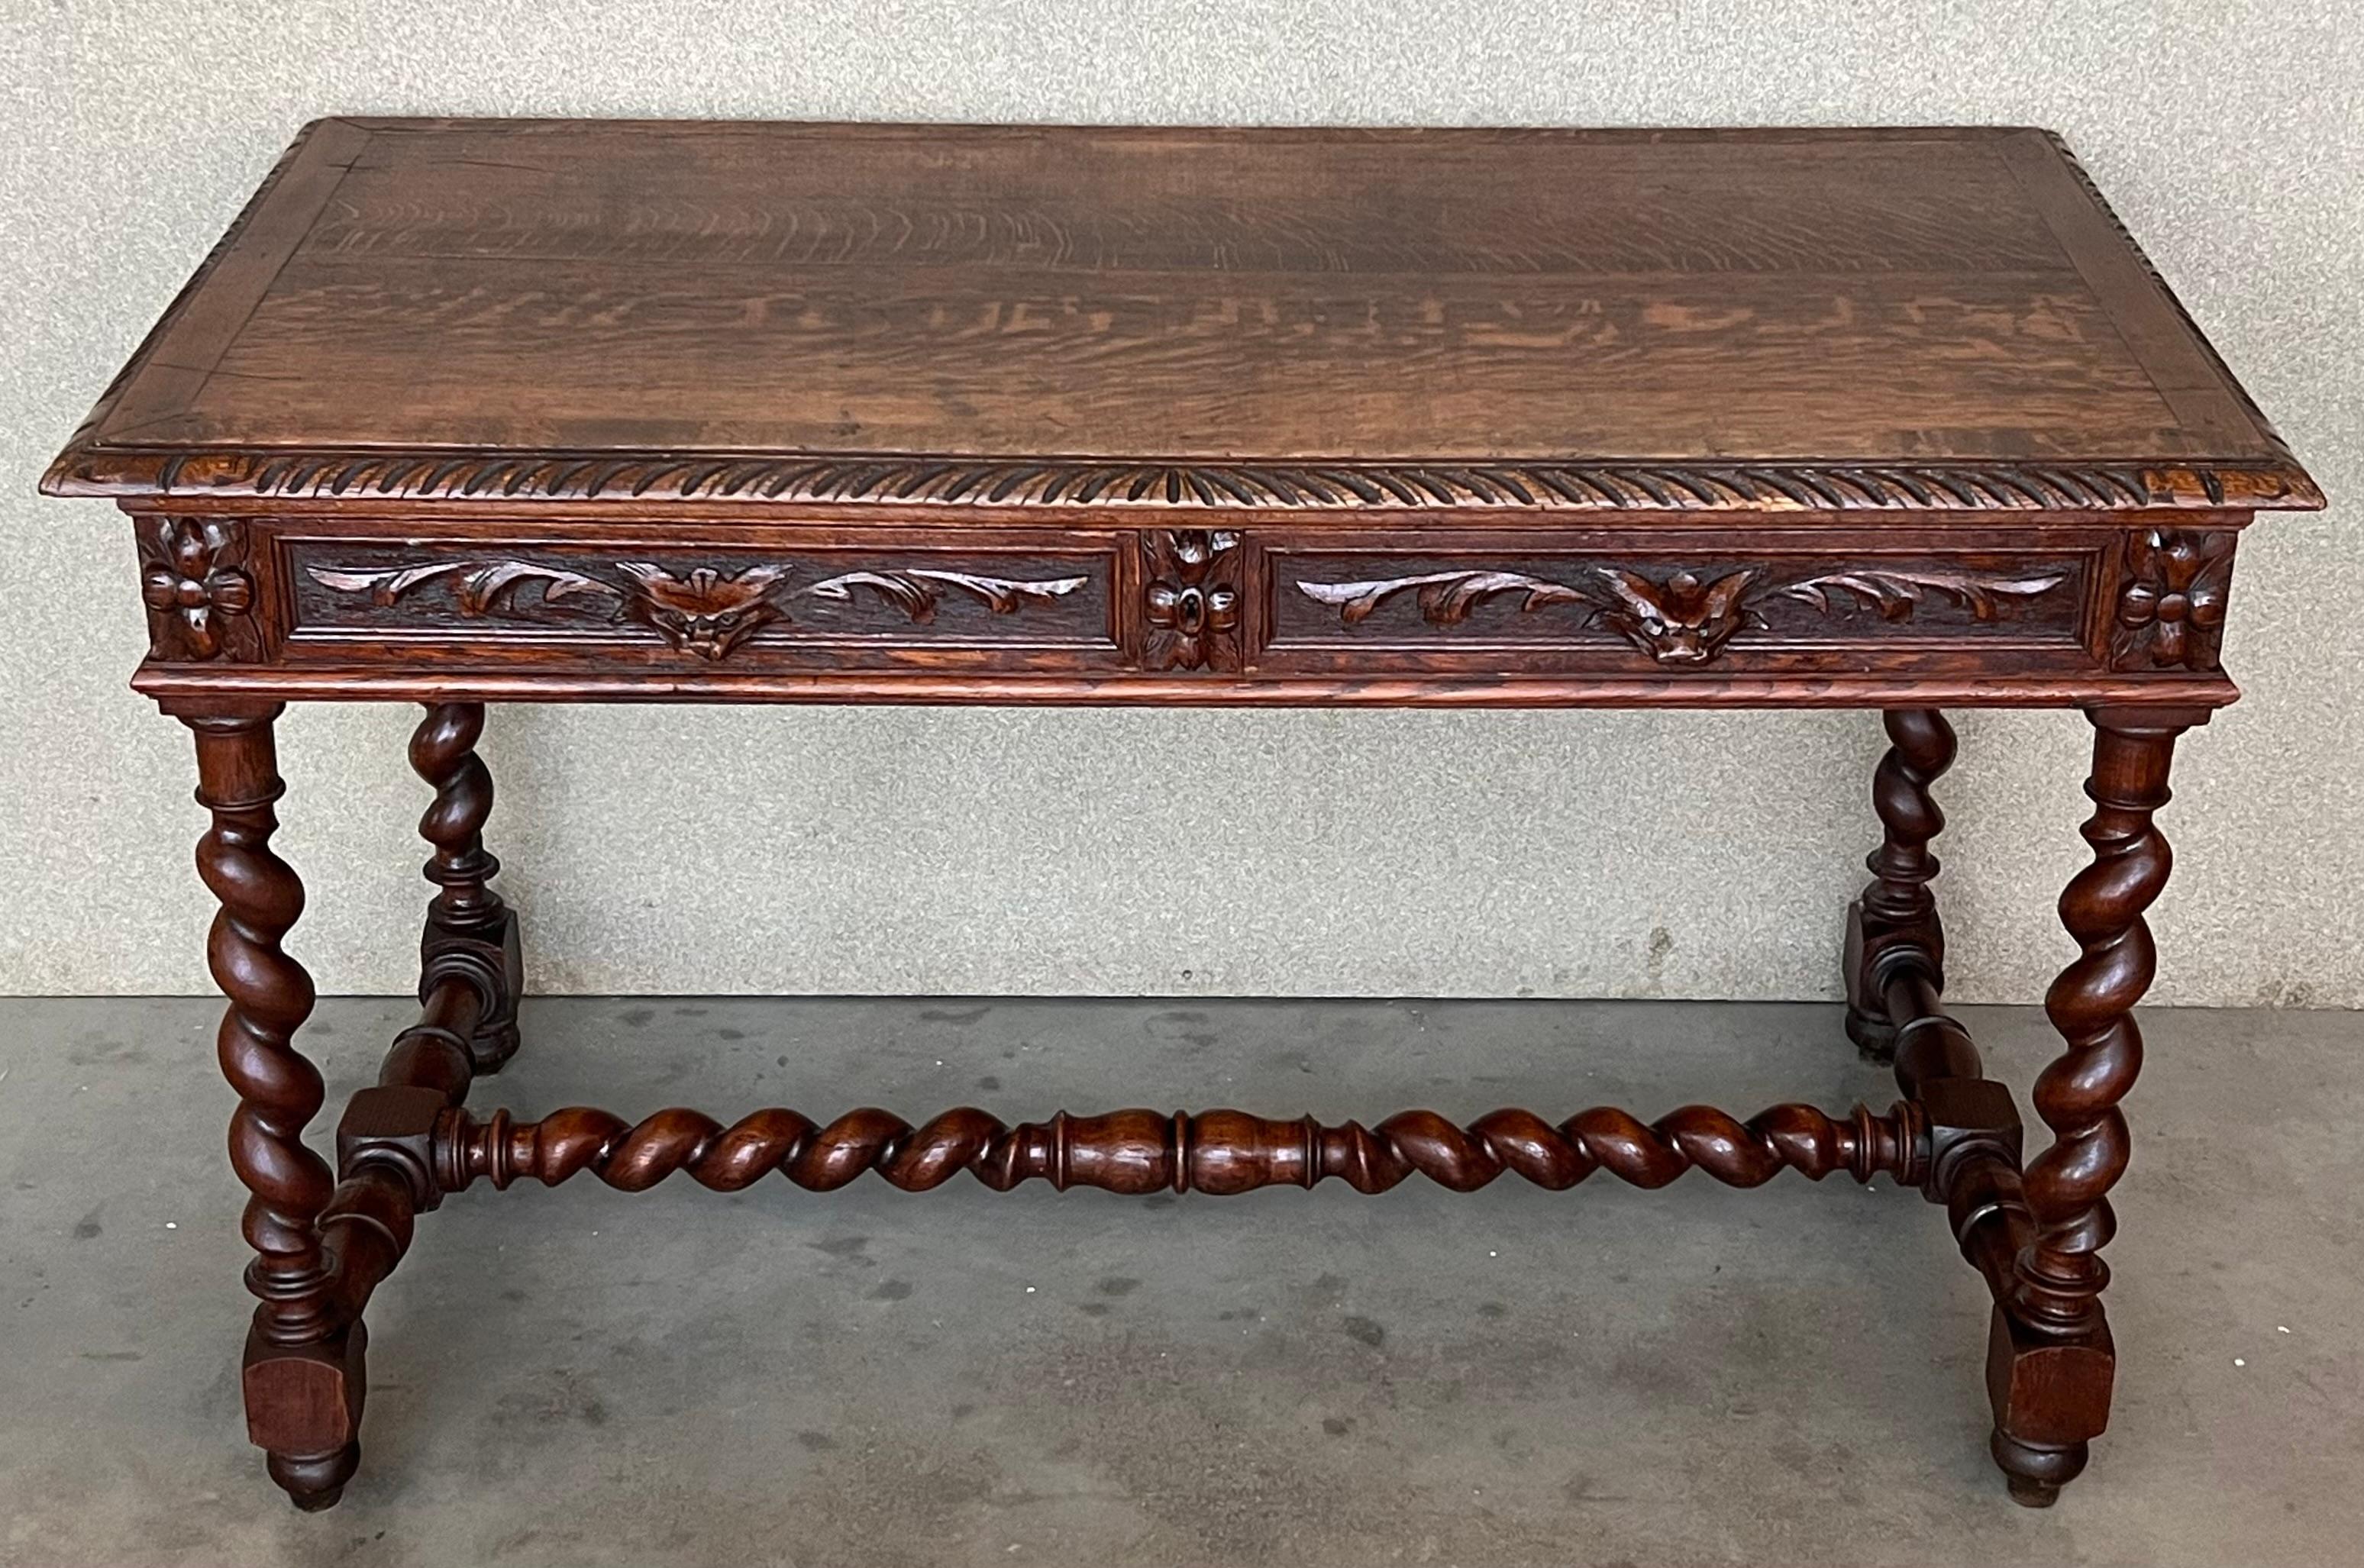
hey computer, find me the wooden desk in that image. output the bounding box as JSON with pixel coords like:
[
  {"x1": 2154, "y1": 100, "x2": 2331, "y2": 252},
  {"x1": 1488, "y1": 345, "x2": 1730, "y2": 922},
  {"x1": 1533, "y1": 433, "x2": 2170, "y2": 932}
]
[{"x1": 44, "y1": 119, "x2": 2321, "y2": 1512}]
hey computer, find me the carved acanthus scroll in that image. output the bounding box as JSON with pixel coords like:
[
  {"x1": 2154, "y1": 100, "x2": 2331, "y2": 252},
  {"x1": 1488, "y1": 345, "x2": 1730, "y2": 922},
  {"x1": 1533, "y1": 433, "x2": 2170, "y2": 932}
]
[
  {"x1": 1297, "y1": 563, "x2": 2069, "y2": 666},
  {"x1": 307, "y1": 558, "x2": 1089, "y2": 662}
]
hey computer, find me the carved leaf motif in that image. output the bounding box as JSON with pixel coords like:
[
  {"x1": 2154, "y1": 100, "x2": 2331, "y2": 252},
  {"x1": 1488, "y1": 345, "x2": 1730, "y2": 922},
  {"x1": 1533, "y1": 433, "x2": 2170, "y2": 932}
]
[
  {"x1": 456, "y1": 561, "x2": 617, "y2": 615},
  {"x1": 615, "y1": 562, "x2": 789, "y2": 611},
  {"x1": 1587, "y1": 568, "x2": 1762, "y2": 664},
  {"x1": 2110, "y1": 528, "x2": 2233, "y2": 671},
  {"x1": 305, "y1": 562, "x2": 468, "y2": 606},
  {"x1": 806, "y1": 569, "x2": 935, "y2": 621},
  {"x1": 306, "y1": 560, "x2": 618, "y2": 615},
  {"x1": 1776, "y1": 569, "x2": 2068, "y2": 622},
  {"x1": 802, "y1": 569, "x2": 1088, "y2": 624},
  {"x1": 1141, "y1": 531, "x2": 1245, "y2": 672},
  {"x1": 1297, "y1": 571, "x2": 1594, "y2": 626},
  {"x1": 137, "y1": 517, "x2": 259, "y2": 661}
]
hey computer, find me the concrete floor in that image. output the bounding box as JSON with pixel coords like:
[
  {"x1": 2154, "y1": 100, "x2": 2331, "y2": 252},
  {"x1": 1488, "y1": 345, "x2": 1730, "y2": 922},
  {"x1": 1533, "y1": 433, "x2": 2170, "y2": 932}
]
[{"x1": 1, "y1": 996, "x2": 2358, "y2": 1567}]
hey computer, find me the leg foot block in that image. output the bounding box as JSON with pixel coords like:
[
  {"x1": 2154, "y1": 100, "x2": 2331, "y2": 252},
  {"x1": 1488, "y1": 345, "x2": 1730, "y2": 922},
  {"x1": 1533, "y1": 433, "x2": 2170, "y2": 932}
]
[
  {"x1": 244, "y1": 1321, "x2": 367, "y2": 1511},
  {"x1": 1845, "y1": 1004, "x2": 1898, "y2": 1063},
  {"x1": 1984, "y1": 1304, "x2": 2111, "y2": 1504},
  {"x1": 470, "y1": 904, "x2": 523, "y2": 1073}
]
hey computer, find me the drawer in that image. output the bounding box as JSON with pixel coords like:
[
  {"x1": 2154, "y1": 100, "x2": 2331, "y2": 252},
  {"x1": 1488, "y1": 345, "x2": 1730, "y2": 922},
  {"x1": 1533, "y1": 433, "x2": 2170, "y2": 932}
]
[
  {"x1": 1251, "y1": 532, "x2": 2110, "y2": 674},
  {"x1": 278, "y1": 529, "x2": 1122, "y2": 670}
]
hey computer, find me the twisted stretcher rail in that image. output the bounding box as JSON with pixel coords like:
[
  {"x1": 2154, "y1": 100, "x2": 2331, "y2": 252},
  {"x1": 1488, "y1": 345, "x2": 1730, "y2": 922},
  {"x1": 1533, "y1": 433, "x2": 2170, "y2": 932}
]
[{"x1": 431, "y1": 1101, "x2": 1928, "y2": 1199}]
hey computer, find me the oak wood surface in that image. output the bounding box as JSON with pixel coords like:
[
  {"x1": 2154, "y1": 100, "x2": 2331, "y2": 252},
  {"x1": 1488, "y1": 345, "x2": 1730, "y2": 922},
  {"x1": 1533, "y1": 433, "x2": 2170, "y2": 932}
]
[
  {"x1": 47, "y1": 124, "x2": 2321, "y2": 1508},
  {"x1": 44, "y1": 120, "x2": 2319, "y2": 515}
]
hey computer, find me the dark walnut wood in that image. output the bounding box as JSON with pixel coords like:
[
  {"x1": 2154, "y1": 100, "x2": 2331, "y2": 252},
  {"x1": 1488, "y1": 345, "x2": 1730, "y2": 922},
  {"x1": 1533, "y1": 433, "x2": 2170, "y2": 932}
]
[
  {"x1": 1846, "y1": 708, "x2": 1959, "y2": 1059},
  {"x1": 42, "y1": 122, "x2": 2317, "y2": 518},
  {"x1": 410, "y1": 703, "x2": 525, "y2": 1072},
  {"x1": 433, "y1": 1099, "x2": 1925, "y2": 1195},
  {"x1": 40, "y1": 120, "x2": 2320, "y2": 710},
  {"x1": 179, "y1": 705, "x2": 356, "y2": 1508},
  {"x1": 46, "y1": 120, "x2": 2321, "y2": 1512}
]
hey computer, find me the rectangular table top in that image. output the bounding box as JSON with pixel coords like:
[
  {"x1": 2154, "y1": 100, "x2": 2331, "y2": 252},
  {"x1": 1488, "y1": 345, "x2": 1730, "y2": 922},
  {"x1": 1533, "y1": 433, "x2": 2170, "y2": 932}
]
[{"x1": 45, "y1": 119, "x2": 2318, "y2": 518}]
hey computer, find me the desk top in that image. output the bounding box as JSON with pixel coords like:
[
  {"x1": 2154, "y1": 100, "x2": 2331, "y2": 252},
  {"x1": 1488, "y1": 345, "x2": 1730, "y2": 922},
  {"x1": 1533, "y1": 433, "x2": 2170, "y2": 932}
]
[{"x1": 44, "y1": 120, "x2": 2318, "y2": 517}]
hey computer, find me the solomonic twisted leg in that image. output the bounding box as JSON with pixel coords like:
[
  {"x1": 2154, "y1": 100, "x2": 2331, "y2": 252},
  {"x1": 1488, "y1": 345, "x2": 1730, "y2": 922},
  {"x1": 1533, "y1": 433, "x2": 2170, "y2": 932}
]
[
  {"x1": 180, "y1": 703, "x2": 357, "y2": 1510},
  {"x1": 1988, "y1": 705, "x2": 2200, "y2": 1505},
  {"x1": 410, "y1": 702, "x2": 522, "y2": 1073},
  {"x1": 1846, "y1": 708, "x2": 1956, "y2": 1060}
]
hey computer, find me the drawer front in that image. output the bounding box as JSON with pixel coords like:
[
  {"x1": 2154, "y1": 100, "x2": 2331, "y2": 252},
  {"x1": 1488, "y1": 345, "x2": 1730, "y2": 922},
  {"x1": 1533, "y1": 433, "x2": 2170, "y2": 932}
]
[
  {"x1": 1254, "y1": 532, "x2": 2107, "y2": 673},
  {"x1": 279, "y1": 530, "x2": 1122, "y2": 669},
  {"x1": 125, "y1": 514, "x2": 2236, "y2": 705}
]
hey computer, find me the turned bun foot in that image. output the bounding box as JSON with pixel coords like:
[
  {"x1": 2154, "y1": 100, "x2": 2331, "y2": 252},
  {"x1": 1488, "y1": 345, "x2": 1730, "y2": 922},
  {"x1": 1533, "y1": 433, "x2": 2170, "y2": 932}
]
[
  {"x1": 468, "y1": 1011, "x2": 522, "y2": 1076},
  {"x1": 1843, "y1": 999, "x2": 1899, "y2": 1063},
  {"x1": 1991, "y1": 1428, "x2": 2085, "y2": 1508},
  {"x1": 268, "y1": 1443, "x2": 359, "y2": 1512}
]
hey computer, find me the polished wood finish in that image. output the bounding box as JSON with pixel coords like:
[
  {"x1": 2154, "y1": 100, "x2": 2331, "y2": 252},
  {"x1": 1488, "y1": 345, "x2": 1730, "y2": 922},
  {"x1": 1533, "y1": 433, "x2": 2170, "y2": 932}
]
[
  {"x1": 49, "y1": 120, "x2": 2321, "y2": 1513},
  {"x1": 181, "y1": 705, "x2": 355, "y2": 1508},
  {"x1": 37, "y1": 121, "x2": 2317, "y2": 712},
  {"x1": 434, "y1": 1099, "x2": 1925, "y2": 1196},
  {"x1": 1846, "y1": 708, "x2": 1958, "y2": 1058},
  {"x1": 2022, "y1": 712, "x2": 2190, "y2": 1334},
  {"x1": 410, "y1": 702, "x2": 524, "y2": 1072},
  {"x1": 44, "y1": 122, "x2": 2315, "y2": 515}
]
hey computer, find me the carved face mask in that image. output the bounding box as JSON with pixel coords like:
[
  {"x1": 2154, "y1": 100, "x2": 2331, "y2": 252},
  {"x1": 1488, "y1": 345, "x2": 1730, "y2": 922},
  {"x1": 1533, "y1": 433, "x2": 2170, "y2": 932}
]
[
  {"x1": 612, "y1": 563, "x2": 791, "y2": 660},
  {"x1": 1590, "y1": 567, "x2": 1762, "y2": 665}
]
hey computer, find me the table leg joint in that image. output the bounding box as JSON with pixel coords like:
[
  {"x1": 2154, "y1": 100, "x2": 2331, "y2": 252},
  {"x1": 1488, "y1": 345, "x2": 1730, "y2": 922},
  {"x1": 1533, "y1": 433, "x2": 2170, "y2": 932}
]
[{"x1": 336, "y1": 1085, "x2": 450, "y2": 1214}]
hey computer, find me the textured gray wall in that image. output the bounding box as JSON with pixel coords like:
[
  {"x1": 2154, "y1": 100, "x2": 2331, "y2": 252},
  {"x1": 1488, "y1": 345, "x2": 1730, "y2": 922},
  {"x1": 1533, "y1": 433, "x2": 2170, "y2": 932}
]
[{"x1": 3, "y1": 2, "x2": 2356, "y2": 1005}]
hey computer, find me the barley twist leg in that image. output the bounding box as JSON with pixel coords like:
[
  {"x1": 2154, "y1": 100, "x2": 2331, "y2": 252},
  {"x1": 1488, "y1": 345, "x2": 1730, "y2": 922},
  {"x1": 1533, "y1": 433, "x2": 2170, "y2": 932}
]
[
  {"x1": 1988, "y1": 706, "x2": 2196, "y2": 1506},
  {"x1": 1846, "y1": 708, "x2": 1955, "y2": 1060},
  {"x1": 410, "y1": 702, "x2": 522, "y2": 1073},
  {"x1": 183, "y1": 705, "x2": 357, "y2": 1510}
]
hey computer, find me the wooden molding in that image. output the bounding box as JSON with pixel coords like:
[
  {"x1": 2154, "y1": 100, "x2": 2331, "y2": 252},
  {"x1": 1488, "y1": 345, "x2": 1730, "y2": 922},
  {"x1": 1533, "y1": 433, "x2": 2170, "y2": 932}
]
[{"x1": 46, "y1": 447, "x2": 2320, "y2": 513}]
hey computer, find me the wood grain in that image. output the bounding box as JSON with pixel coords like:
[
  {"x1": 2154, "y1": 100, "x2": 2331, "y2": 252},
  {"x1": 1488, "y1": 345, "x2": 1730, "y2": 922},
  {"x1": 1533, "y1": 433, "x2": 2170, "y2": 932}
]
[
  {"x1": 45, "y1": 121, "x2": 2320, "y2": 515},
  {"x1": 434, "y1": 1099, "x2": 1924, "y2": 1195},
  {"x1": 58, "y1": 118, "x2": 2322, "y2": 1513}
]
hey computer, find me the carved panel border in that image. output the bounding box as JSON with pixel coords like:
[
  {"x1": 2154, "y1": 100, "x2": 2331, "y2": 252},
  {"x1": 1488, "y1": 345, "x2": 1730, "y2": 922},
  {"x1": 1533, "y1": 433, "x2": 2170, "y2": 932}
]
[
  {"x1": 281, "y1": 538, "x2": 1117, "y2": 665},
  {"x1": 1293, "y1": 563, "x2": 2071, "y2": 666},
  {"x1": 1258, "y1": 534, "x2": 2108, "y2": 674}
]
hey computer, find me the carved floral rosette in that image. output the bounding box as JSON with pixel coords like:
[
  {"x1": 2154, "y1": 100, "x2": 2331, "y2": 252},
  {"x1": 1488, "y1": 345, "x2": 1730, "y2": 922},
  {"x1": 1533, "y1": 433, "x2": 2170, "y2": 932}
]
[
  {"x1": 136, "y1": 516, "x2": 261, "y2": 661},
  {"x1": 2110, "y1": 529, "x2": 2233, "y2": 672},
  {"x1": 1141, "y1": 531, "x2": 1244, "y2": 671}
]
